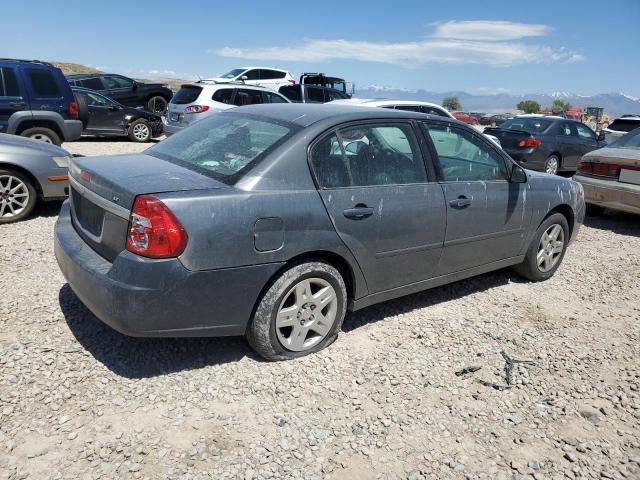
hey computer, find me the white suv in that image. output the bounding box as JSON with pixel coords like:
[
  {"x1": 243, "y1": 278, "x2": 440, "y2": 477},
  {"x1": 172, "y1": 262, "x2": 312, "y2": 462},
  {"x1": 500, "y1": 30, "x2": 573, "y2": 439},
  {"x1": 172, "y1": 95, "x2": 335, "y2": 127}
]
[
  {"x1": 164, "y1": 82, "x2": 290, "y2": 136},
  {"x1": 206, "y1": 67, "x2": 295, "y2": 90}
]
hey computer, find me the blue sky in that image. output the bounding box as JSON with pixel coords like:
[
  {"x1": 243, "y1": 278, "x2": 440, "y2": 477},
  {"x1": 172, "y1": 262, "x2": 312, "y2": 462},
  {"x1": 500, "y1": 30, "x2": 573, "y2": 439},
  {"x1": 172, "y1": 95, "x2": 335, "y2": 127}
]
[{"x1": 4, "y1": 0, "x2": 639, "y2": 96}]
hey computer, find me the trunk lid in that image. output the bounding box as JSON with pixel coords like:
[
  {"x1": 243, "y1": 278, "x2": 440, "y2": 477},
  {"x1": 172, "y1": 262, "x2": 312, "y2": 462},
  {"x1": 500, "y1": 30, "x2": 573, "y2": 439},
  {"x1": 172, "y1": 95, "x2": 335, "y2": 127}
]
[
  {"x1": 484, "y1": 127, "x2": 533, "y2": 150},
  {"x1": 68, "y1": 153, "x2": 226, "y2": 261}
]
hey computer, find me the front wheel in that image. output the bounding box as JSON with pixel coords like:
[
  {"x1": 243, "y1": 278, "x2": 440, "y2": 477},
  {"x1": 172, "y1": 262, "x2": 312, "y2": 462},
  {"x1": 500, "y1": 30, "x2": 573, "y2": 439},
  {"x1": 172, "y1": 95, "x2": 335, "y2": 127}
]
[
  {"x1": 0, "y1": 169, "x2": 37, "y2": 224},
  {"x1": 514, "y1": 213, "x2": 569, "y2": 282},
  {"x1": 128, "y1": 119, "x2": 151, "y2": 142},
  {"x1": 247, "y1": 261, "x2": 347, "y2": 361}
]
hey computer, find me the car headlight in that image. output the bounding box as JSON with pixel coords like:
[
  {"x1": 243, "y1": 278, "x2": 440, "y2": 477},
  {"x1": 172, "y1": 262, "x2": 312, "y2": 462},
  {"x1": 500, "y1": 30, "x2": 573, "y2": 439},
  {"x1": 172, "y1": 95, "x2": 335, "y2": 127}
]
[{"x1": 52, "y1": 155, "x2": 73, "y2": 168}]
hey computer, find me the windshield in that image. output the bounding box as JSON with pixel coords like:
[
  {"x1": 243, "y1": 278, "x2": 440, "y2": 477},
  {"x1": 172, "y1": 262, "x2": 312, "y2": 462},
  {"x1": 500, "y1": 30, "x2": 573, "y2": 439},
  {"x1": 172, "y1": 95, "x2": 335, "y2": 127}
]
[
  {"x1": 499, "y1": 118, "x2": 552, "y2": 134},
  {"x1": 147, "y1": 113, "x2": 295, "y2": 184},
  {"x1": 608, "y1": 127, "x2": 640, "y2": 149},
  {"x1": 219, "y1": 68, "x2": 246, "y2": 79}
]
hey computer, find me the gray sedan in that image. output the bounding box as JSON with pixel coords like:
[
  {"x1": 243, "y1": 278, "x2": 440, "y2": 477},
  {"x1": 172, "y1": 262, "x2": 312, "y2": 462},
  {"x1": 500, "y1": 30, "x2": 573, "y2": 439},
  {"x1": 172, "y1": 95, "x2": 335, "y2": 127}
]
[
  {"x1": 54, "y1": 104, "x2": 585, "y2": 360},
  {"x1": 0, "y1": 133, "x2": 71, "y2": 223}
]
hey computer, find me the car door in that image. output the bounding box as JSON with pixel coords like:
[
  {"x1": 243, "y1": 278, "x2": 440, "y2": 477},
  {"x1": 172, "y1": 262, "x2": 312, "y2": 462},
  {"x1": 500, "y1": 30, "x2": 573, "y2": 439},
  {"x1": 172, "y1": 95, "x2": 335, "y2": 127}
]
[
  {"x1": 305, "y1": 87, "x2": 326, "y2": 104},
  {"x1": 81, "y1": 90, "x2": 125, "y2": 134},
  {"x1": 23, "y1": 66, "x2": 65, "y2": 116},
  {"x1": 574, "y1": 122, "x2": 599, "y2": 163},
  {"x1": 555, "y1": 121, "x2": 580, "y2": 168},
  {"x1": 0, "y1": 66, "x2": 26, "y2": 134},
  {"x1": 101, "y1": 75, "x2": 137, "y2": 106},
  {"x1": 423, "y1": 122, "x2": 528, "y2": 274},
  {"x1": 309, "y1": 121, "x2": 446, "y2": 293}
]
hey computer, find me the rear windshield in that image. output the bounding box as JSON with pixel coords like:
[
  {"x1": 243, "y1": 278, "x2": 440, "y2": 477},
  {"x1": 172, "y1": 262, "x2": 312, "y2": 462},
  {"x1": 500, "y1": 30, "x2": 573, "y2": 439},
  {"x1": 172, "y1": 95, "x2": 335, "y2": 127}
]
[
  {"x1": 608, "y1": 119, "x2": 640, "y2": 133},
  {"x1": 608, "y1": 127, "x2": 640, "y2": 149},
  {"x1": 147, "y1": 113, "x2": 296, "y2": 184},
  {"x1": 499, "y1": 118, "x2": 552, "y2": 134},
  {"x1": 171, "y1": 85, "x2": 202, "y2": 104}
]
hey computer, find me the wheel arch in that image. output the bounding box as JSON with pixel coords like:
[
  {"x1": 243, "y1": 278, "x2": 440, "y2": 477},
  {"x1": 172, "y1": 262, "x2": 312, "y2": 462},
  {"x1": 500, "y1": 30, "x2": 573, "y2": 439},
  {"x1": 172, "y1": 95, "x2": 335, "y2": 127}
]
[
  {"x1": 547, "y1": 203, "x2": 575, "y2": 237},
  {"x1": 0, "y1": 162, "x2": 43, "y2": 195},
  {"x1": 14, "y1": 119, "x2": 64, "y2": 141}
]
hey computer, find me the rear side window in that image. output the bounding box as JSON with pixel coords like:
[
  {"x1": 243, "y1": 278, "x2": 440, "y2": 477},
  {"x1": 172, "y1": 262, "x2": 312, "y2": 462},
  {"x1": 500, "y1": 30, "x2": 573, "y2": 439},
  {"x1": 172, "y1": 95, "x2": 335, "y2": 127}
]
[
  {"x1": 394, "y1": 105, "x2": 422, "y2": 113},
  {"x1": 233, "y1": 89, "x2": 264, "y2": 106},
  {"x1": 212, "y1": 88, "x2": 234, "y2": 104},
  {"x1": 422, "y1": 107, "x2": 449, "y2": 117},
  {"x1": 306, "y1": 87, "x2": 325, "y2": 103},
  {"x1": 27, "y1": 69, "x2": 61, "y2": 97},
  {"x1": 147, "y1": 113, "x2": 294, "y2": 184},
  {"x1": 608, "y1": 119, "x2": 640, "y2": 133},
  {"x1": 0, "y1": 67, "x2": 20, "y2": 96},
  {"x1": 263, "y1": 91, "x2": 288, "y2": 103},
  {"x1": 278, "y1": 85, "x2": 301, "y2": 102},
  {"x1": 311, "y1": 123, "x2": 427, "y2": 188},
  {"x1": 171, "y1": 85, "x2": 203, "y2": 104},
  {"x1": 81, "y1": 77, "x2": 104, "y2": 90},
  {"x1": 259, "y1": 69, "x2": 286, "y2": 80}
]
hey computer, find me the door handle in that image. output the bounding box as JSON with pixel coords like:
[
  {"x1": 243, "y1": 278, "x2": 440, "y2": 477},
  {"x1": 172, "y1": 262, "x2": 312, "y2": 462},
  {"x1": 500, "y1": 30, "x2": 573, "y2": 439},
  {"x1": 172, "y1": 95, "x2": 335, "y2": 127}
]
[
  {"x1": 343, "y1": 205, "x2": 374, "y2": 220},
  {"x1": 449, "y1": 196, "x2": 472, "y2": 209}
]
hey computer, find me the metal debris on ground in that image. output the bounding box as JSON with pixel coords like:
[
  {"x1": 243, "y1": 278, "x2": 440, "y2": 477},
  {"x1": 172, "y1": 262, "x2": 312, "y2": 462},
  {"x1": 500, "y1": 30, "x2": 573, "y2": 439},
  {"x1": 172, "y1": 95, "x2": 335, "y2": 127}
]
[
  {"x1": 500, "y1": 350, "x2": 536, "y2": 386},
  {"x1": 476, "y1": 379, "x2": 511, "y2": 391},
  {"x1": 454, "y1": 366, "x2": 482, "y2": 376}
]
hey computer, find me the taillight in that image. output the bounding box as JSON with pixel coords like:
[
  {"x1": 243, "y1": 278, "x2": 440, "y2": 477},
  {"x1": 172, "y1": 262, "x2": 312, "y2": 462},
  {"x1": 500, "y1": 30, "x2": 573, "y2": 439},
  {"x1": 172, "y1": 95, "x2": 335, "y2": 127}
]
[
  {"x1": 184, "y1": 105, "x2": 210, "y2": 114},
  {"x1": 68, "y1": 100, "x2": 78, "y2": 120},
  {"x1": 518, "y1": 137, "x2": 542, "y2": 148},
  {"x1": 577, "y1": 161, "x2": 640, "y2": 178},
  {"x1": 288, "y1": 79, "x2": 296, "y2": 85},
  {"x1": 576, "y1": 162, "x2": 593, "y2": 175},
  {"x1": 126, "y1": 195, "x2": 188, "y2": 259}
]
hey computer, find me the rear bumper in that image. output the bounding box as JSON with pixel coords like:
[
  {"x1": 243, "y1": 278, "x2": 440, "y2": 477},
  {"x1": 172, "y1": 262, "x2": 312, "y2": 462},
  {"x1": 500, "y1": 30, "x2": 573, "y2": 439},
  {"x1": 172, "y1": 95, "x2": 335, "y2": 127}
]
[
  {"x1": 162, "y1": 120, "x2": 183, "y2": 136},
  {"x1": 62, "y1": 120, "x2": 83, "y2": 141},
  {"x1": 574, "y1": 173, "x2": 640, "y2": 215},
  {"x1": 504, "y1": 149, "x2": 548, "y2": 171},
  {"x1": 54, "y1": 202, "x2": 284, "y2": 337}
]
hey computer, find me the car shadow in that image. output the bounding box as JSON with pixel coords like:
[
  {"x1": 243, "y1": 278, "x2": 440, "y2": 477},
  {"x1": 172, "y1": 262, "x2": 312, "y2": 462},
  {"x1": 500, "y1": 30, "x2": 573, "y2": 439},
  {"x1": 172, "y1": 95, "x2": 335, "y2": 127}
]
[
  {"x1": 343, "y1": 268, "x2": 515, "y2": 332},
  {"x1": 59, "y1": 284, "x2": 255, "y2": 379},
  {"x1": 66, "y1": 136, "x2": 164, "y2": 144},
  {"x1": 583, "y1": 210, "x2": 640, "y2": 237},
  {"x1": 33, "y1": 199, "x2": 64, "y2": 219}
]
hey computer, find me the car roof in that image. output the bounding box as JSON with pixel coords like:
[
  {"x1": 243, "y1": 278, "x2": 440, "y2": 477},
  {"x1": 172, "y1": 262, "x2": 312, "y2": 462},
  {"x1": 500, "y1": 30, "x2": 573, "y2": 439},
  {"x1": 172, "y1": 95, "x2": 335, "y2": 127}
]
[
  {"x1": 239, "y1": 66, "x2": 289, "y2": 72},
  {"x1": 186, "y1": 81, "x2": 275, "y2": 91},
  {"x1": 331, "y1": 98, "x2": 444, "y2": 108},
  {"x1": 515, "y1": 114, "x2": 566, "y2": 120},
  {"x1": 228, "y1": 103, "x2": 464, "y2": 128}
]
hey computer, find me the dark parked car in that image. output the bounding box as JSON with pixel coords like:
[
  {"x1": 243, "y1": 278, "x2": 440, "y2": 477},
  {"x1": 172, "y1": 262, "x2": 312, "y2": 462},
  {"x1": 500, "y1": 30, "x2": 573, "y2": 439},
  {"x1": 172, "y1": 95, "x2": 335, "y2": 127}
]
[
  {"x1": 574, "y1": 127, "x2": 640, "y2": 216},
  {"x1": 485, "y1": 116, "x2": 606, "y2": 175},
  {"x1": 278, "y1": 84, "x2": 350, "y2": 103},
  {"x1": 72, "y1": 87, "x2": 163, "y2": 142},
  {"x1": 55, "y1": 104, "x2": 584, "y2": 360},
  {"x1": 66, "y1": 73, "x2": 173, "y2": 114},
  {"x1": 0, "y1": 59, "x2": 82, "y2": 145},
  {"x1": 479, "y1": 113, "x2": 511, "y2": 126},
  {"x1": 0, "y1": 133, "x2": 72, "y2": 223}
]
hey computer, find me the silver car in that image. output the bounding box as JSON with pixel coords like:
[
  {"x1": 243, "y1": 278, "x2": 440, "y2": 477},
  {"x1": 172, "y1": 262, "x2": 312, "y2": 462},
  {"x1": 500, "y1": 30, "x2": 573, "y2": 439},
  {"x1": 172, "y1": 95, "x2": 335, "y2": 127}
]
[{"x1": 0, "y1": 133, "x2": 72, "y2": 223}]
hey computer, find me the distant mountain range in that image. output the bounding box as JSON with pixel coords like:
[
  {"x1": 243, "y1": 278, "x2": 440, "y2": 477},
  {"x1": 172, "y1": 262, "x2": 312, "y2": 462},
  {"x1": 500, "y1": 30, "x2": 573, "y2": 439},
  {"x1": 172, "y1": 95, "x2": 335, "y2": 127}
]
[{"x1": 356, "y1": 86, "x2": 640, "y2": 118}]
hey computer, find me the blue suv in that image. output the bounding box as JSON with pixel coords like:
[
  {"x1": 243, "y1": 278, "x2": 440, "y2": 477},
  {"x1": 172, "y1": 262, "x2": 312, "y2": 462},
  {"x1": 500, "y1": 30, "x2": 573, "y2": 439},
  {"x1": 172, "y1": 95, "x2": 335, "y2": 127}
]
[{"x1": 0, "y1": 59, "x2": 82, "y2": 145}]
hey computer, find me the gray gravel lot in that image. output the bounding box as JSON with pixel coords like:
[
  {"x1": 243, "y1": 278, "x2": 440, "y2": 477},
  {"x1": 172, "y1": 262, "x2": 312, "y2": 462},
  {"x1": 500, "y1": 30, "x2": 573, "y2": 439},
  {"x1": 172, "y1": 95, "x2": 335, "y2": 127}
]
[{"x1": 1, "y1": 139, "x2": 639, "y2": 480}]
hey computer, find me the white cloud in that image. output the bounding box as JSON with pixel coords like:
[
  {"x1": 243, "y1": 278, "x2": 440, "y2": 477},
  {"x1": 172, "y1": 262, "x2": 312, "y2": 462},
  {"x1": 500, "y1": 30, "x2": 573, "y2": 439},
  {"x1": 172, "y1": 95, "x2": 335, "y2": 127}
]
[
  {"x1": 432, "y1": 20, "x2": 550, "y2": 41},
  {"x1": 213, "y1": 20, "x2": 583, "y2": 68}
]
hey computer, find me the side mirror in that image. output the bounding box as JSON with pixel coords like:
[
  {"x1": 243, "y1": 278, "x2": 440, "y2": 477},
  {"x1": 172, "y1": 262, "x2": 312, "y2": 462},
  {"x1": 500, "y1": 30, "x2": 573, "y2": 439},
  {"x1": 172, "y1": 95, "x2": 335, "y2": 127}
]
[
  {"x1": 510, "y1": 164, "x2": 527, "y2": 183},
  {"x1": 597, "y1": 131, "x2": 605, "y2": 142},
  {"x1": 109, "y1": 105, "x2": 120, "y2": 112},
  {"x1": 240, "y1": 75, "x2": 248, "y2": 83}
]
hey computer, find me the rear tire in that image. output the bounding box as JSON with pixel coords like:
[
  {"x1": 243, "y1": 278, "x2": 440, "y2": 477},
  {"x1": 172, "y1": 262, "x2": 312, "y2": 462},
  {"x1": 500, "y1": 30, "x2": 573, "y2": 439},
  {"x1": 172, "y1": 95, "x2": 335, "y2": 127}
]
[
  {"x1": 247, "y1": 261, "x2": 347, "y2": 361},
  {"x1": 585, "y1": 203, "x2": 605, "y2": 217},
  {"x1": 20, "y1": 127, "x2": 61, "y2": 146},
  {"x1": 514, "y1": 213, "x2": 569, "y2": 282},
  {"x1": 147, "y1": 96, "x2": 168, "y2": 115},
  {"x1": 544, "y1": 155, "x2": 560, "y2": 175},
  {"x1": 0, "y1": 168, "x2": 37, "y2": 224}
]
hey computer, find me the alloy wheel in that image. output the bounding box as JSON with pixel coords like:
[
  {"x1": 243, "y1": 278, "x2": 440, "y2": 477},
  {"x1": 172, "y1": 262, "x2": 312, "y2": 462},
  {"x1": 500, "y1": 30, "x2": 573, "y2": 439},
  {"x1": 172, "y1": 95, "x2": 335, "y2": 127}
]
[
  {"x1": 536, "y1": 224, "x2": 564, "y2": 273},
  {"x1": 275, "y1": 278, "x2": 338, "y2": 352},
  {"x1": 0, "y1": 175, "x2": 30, "y2": 219},
  {"x1": 133, "y1": 123, "x2": 150, "y2": 141},
  {"x1": 150, "y1": 97, "x2": 167, "y2": 114},
  {"x1": 545, "y1": 157, "x2": 559, "y2": 175}
]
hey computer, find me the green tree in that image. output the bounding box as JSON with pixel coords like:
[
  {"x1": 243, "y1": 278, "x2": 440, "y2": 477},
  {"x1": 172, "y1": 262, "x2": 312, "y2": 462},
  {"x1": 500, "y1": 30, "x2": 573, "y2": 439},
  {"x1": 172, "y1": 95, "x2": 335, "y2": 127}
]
[
  {"x1": 442, "y1": 96, "x2": 461, "y2": 111},
  {"x1": 517, "y1": 100, "x2": 541, "y2": 114},
  {"x1": 549, "y1": 99, "x2": 571, "y2": 115}
]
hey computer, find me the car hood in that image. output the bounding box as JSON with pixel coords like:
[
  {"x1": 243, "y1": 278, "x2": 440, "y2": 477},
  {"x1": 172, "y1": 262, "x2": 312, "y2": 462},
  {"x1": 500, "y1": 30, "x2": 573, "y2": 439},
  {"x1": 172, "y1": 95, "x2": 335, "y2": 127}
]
[
  {"x1": 0, "y1": 133, "x2": 70, "y2": 156},
  {"x1": 120, "y1": 105, "x2": 161, "y2": 121},
  {"x1": 583, "y1": 147, "x2": 640, "y2": 165}
]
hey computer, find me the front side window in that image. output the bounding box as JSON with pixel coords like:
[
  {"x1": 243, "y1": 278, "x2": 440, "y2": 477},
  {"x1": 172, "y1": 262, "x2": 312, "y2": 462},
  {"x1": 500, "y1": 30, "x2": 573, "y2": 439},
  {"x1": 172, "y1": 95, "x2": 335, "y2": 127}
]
[
  {"x1": 311, "y1": 123, "x2": 427, "y2": 188},
  {"x1": 147, "y1": 113, "x2": 294, "y2": 184},
  {"x1": 0, "y1": 67, "x2": 20, "y2": 97},
  {"x1": 81, "y1": 77, "x2": 104, "y2": 90},
  {"x1": 27, "y1": 69, "x2": 60, "y2": 97},
  {"x1": 422, "y1": 107, "x2": 449, "y2": 117},
  {"x1": 243, "y1": 70, "x2": 260, "y2": 81},
  {"x1": 103, "y1": 75, "x2": 133, "y2": 89},
  {"x1": 576, "y1": 123, "x2": 596, "y2": 140},
  {"x1": 233, "y1": 89, "x2": 264, "y2": 106},
  {"x1": 425, "y1": 124, "x2": 507, "y2": 182},
  {"x1": 558, "y1": 122, "x2": 574, "y2": 136},
  {"x1": 394, "y1": 105, "x2": 422, "y2": 113},
  {"x1": 84, "y1": 91, "x2": 116, "y2": 107},
  {"x1": 220, "y1": 68, "x2": 245, "y2": 79},
  {"x1": 212, "y1": 88, "x2": 233, "y2": 104}
]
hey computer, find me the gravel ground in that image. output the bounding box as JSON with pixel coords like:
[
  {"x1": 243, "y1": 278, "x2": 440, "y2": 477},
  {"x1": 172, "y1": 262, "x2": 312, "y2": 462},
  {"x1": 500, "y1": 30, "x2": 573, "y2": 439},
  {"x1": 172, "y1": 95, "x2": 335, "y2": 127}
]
[{"x1": 1, "y1": 140, "x2": 639, "y2": 480}]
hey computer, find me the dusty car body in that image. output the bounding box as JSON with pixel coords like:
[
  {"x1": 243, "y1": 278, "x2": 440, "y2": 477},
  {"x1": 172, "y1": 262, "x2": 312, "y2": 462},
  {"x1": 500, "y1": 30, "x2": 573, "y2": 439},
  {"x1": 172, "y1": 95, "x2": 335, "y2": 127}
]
[
  {"x1": 574, "y1": 128, "x2": 640, "y2": 215},
  {"x1": 54, "y1": 104, "x2": 584, "y2": 360}
]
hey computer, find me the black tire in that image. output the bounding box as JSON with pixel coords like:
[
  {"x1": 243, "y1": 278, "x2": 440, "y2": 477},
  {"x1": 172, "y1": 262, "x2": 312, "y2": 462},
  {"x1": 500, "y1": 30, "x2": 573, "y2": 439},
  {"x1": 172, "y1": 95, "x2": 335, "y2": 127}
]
[
  {"x1": 544, "y1": 155, "x2": 560, "y2": 175},
  {"x1": 128, "y1": 119, "x2": 151, "y2": 143},
  {"x1": 20, "y1": 127, "x2": 61, "y2": 146},
  {"x1": 0, "y1": 168, "x2": 37, "y2": 224},
  {"x1": 74, "y1": 92, "x2": 89, "y2": 129},
  {"x1": 514, "y1": 213, "x2": 570, "y2": 282},
  {"x1": 147, "y1": 96, "x2": 168, "y2": 115},
  {"x1": 585, "y1": 203, "x2": 605, "y2": 217},
  {"x1": 247, "y1": 260, "x2": 347, "y2": 361}
]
